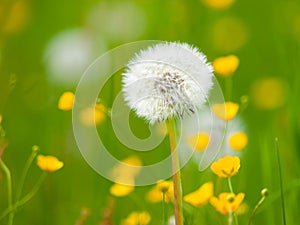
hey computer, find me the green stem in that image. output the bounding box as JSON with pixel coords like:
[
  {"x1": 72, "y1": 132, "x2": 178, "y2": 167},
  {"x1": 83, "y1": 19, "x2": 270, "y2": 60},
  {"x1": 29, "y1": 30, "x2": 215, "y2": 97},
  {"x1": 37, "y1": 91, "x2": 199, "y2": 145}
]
[
  {"x1": 0, "y1": 172, "x2": 47, "y2": 221},
  {"x1": 228, "y1": 178, "x2": 239, "y2": 225},
  {"x1": 0, "y1": 159, "x2": 13, "y2": 225},
  {"x1": 275, "y1": 138, "x2": 286, "y2": 225},
  {"x1": 228, "y1": 210, "x2": 233, "y2": 225},
  {"x1": 17, "y1": 172, "x2": 47, "y2": 207},
  {"x1": 162, "y1": 193, "x2": 167, "y2": 225},
  {"x1": 167, "y1": 118, "x2": 183, "y2": 225},
  {"x1": 225, "y1": 77, "x2": 233, "y2": 101},
  {"x1": 228, "y1": 177, "x2": 234, "y2": 193},
  {"x1": 233, "y1": 213, "x2": 239, "y2": 225},
  {"x1": 247, "y1": 196, "x2": 266, "y2": 225},
  {"x1": 16, "y1": 146, "x2": 39, "y2": 201}
]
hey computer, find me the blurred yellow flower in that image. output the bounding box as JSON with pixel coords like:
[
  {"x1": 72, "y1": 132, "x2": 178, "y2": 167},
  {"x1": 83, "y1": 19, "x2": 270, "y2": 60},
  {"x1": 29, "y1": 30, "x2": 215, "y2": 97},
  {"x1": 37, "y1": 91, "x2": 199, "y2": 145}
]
[
  {"x1": 235, "y1": 202, "x2": 249, "y2": 215},
  {"x1": 110, "y1": 183, "x2": 134, "y2": 197},
  {"x1": 212, "y1": 17, "x2": 249, "y2": 52},
  {"x1": 3, "y1": 0, "x2": 30, "y2": 34},
  {"x1": 0, "y1": 114, "x2": 2, "y2": 123},
  {"x1": 187, "y1": 132, "x2": 210, "y2": 151},
  {"x1": 212, "y1": 102, "x2": 239, "y2": 121},
  {"x1": 211, "y1": 156, "x2": 240, "y2": 178},
  {"x1": 229, "y1": 132, "x2": 248, "y2": 150},
  {"x1": 213, "y1": 55, "x2": 239, "y2": 77},
  {"x1": 202, "y1": 0, "x2": 236, "y2": 10},
  {"x1": 146, "y1": 180, "x2": 174, "y2": 203},
  {"x1": 58, "y1": 92, "x2": 74, "y2": 111},
  {"x1": 210, "y1": 192, "x2": 245, "y2": 215},
  {"x1": 80, "y1": 103, "x2": 107, "y2": 126},
  {"x1": 110, "y1": 156, "x2": 142, "y2": 197},
  {"x1": 111, "y1": 156, "x2": 142, "y2": 184},
  {"x1": 250, "y1": 78, "x2": 287, "y2": 110},
  {"x1": 184, "y1": 182, "x2": 213, "y2": 207},
  {"x1": 122, "y1": 211, "x2": 151, "y2": 225},
  {"x1": 37, "y1": 155, "x2": 64, "y2": 173}
]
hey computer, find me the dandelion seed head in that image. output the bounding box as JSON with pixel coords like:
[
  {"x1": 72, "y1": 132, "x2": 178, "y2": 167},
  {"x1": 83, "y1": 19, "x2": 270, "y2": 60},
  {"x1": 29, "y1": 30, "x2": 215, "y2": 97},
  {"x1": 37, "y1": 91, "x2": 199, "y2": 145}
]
[{"x1": 122, "y1": 42, "x2": 214, "y2": 123}]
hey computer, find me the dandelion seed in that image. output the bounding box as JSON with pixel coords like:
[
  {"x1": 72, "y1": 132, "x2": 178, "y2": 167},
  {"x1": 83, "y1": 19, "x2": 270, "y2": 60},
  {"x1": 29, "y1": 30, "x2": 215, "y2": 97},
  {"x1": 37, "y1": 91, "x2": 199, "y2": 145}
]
[
  {"x1": 213, "y1": 55, "x2": 239, "y2": 77},
  {"x1": 210, "y1": 192, "x2": 245, "y2": 215},
  {"x1": 58, "y1": 91, "x2": 74, "y2": 111},
  {"x1": 210, "y1": 156, "x2": 240, "y2": 178},
  {"x1": 122, "y1": 42, "x2": 213, "y2": 124},
  {"x1": 184, "y1": 182, "x2": 213, "y2": 207},
  {"x1": 37, "y1": 155, "x2": 64, "y2": 173}
]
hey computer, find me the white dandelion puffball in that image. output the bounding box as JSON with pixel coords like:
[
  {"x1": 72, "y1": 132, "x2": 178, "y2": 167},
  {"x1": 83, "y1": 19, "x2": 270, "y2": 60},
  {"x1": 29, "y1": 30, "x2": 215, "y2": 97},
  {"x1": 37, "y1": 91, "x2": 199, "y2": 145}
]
[{"x1": 122, "y1": 42, "x2": 214, "y2": 123}]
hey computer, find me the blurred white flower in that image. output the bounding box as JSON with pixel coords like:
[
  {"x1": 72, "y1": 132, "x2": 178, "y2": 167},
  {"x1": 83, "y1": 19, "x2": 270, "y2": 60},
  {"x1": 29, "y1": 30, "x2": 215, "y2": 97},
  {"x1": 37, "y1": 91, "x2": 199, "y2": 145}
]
[
  {"x1": 122, "y1": 42, "x2": 214, "y2": 124},
  {"x1": 87, "y1": 2, "x2": 146, "y2": 42},
  {"x1": 44, "y1": 29, "x2": 106, "y2": 86},
  {"x1": 168, "y1": 215, "x2": 176, "y2": 225}
]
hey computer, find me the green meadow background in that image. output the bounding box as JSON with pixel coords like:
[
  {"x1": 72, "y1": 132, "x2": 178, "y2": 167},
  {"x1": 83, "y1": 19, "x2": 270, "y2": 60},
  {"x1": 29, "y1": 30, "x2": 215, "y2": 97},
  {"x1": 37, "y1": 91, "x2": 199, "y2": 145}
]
[{"x1": 0, "y1": 0, "x2": 300, "y2": 224}]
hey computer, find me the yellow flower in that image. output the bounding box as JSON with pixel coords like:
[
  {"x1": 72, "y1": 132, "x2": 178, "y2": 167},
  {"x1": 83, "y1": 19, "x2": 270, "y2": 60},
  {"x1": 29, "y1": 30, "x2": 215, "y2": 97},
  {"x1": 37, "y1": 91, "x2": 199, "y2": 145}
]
[
  {"x1": 156, "y1": 180, "x2": 171, "y2": 193},
  {"x1": 250, "y1": 78, "x2": 287, "y2": 110},
  {"x1": 213, "y1": 55, "x2": 239, "y2": 77},
  {"x1": 212, "y1": 102, "x2": 239, "y2": 121},
  {"x1": 229, "y1": 132, "x2": 248, "y2": 150},
  {"x1": 37, "y1": 155, "x2": 64, "y2": 173},
  {"x1": 184, "y1": 182, "x2": 213, "y2": 207},
  {"x1": 202, "y1": 0, "x2": 236, "y2": 10},
  {"x1": 110, "y1": 183, "x2": 134, "y2": 197},
  {"x1": 0, "y1": 114, "x2": 2, "y2": 123},
  {"x1": 122, "y1": 211, "x2": 151, "y2": 225},
  {"x1": 58, "y1": 92, "x2": 74, "y2": 111},
  {"x1": 187, "y1": 132, "x2": 210, "y2": 151},
  {"x1": 146, "y1": 180, "x2": 174, "y2": 203},
  {"x1": 80, "y1": 103, "x2": 107, "y2": 126},
  {"x1": 210, "y1": 192, "x2": 245, "y2": 215},
  {"x1": 210, "y1": 156, "x2": 240, "y2": 178}
]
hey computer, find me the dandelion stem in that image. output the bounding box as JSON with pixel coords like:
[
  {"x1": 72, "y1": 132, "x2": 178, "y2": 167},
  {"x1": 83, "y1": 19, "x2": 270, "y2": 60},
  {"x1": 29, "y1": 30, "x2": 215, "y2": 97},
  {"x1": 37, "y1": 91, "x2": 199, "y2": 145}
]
[
  {"x1": 228, "y1": 177, "x2": 234, "y2": 193},
  {"x1": 167, "y1": 118, "x2": 184, "y2": 225},
  {"x1": 0, "y1": 159, "x2": 13, "y2": 225}
]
